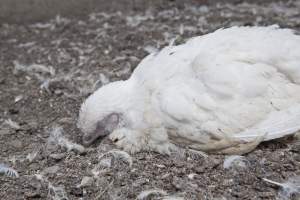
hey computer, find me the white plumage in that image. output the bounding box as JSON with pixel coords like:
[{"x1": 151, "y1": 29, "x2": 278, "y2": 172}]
[{"x1": 78, "y1": 26, "x2": 300, "y2": 154}]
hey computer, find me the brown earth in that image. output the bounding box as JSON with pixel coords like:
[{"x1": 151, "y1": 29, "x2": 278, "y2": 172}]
[{"x1": 0, "y1": 1, "x2": 299, "y2": 199}]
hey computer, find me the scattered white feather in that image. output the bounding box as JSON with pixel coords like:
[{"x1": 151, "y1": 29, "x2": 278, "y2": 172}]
[
  {"x1": 187, "y1": 173, "x2": 197, "y2": 180},
  {"x1": 92, "y1": 150, "x2": 133, "y2": 177},
  {"x1": 14, "y1": 61, "x2": 55, "y2": 76},
  {"x1": 35, "y1": 173, "x2": 44, "y2": 181},
  {"x1": 126, "y1": 12, "x2": 153, "y2": 27},
  {"x1": 26, "y1": 151, "x2": 38, "y2": 162},
  {"x1": 179, "y1": 24, "x2": 184, "y2": 35},
  {"x1": 40, "y1": 79, "x2": 51, "y2": 92},
  {"x1": 54, "y1": 15, "x2": 70, "y2": 25},
  {"x1": 187, "y1": 149, "x2": 208, "y2": 158},
  {"x1": 99, "y1": 157, "x2": 112, "y2": 168},
  {"x1": 99, "y1": 150, "x2": 133, "y2": 167},
  {"x1": 42, "y1": 165, "x2": 60, "y2": 175},
  {"x1": 113, "y1": 56, "x2": 127, "y2": 63},
  {"x1": 136, "y1": 190, "x2": 183, "y2": 200},
  {"x1": 8, "y1": 155, "x2": 20, "y2": 165},
  {"x1": 0, "y1": 164, "x2": 19, "y2": 178},
  {"x1": 136, "y1": 189, "x2": 167, "y2": 200},
  {"x1": 35, "y1": 174, "x2": 69, "y2": 200},
  {"x1": 48, "y1": 182, "x2": 69, "y2": 200},
  {"x1": 99, "y1": 73, "x2": 110, "y2": 86},
  {"x1": 114, "y1": 64, "x2": 132, "y2": 77},
  {"x1": 8, "y1": 152, "x2": 38, "y2": 164},
  {"x1": 90, "y1": 73, "x2": 110, "y2": 93},
  {"x1": 18, "y1": 41, "x2": 36, "y2": 48},
  {"x1": 76, "y1": 176, "x2": 94, "y2": 188},
  {"x1": 47, "y1": 126, "x2": 85, "y2": 154},
  {"x1": 4, "y1": 119, "x2": 21, "y2": 130},
  {"x1": 162, "y1": 196, "x2": 185, "y2": 200},
  {"x1": 30, "y1": 22, "x2": 54, "y2": 29},
  {"x1": 263, "y1": 176, "x2": 300, "y2": 200},
  {"x1": 143, "y1": 45, "x2": 159, "y2": 54},
  {"x1": 223, "y1": 155, "x2": 249, "y2": 169},
  {"x1": 14, "y1": 61, "x2": 56, "y2": 92},
  {"x1": 14, "y1": 95, "x2": 23, "y2": 103},
  {"x1": 91, "y1": 158, "x2": 112, "y2": 177},
  {"x1": 198, "y1": 5, "x2": 209, "y2": 13}
]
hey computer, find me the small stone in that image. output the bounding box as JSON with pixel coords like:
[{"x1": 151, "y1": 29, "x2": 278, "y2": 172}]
[
  {"x1": 70, "y1": 187, "x2": 83, "y2": 197},
  {"x1": 194, "y1": 167, "x2": 205, "y2": 173},
  {"x1": 187, "y1": 173, "x2": 197, "y2": 180},
  {"x1": 0, "y1": 129, "x2": 11, "y2": 135},
  {"x1": 54, "y1": 89, "x2": 63, "y2": 95},
  {"x1": 42, "y1": 165, "x2": 59, "y2": 175},
  {"x1": 77, "y1": 176, "x2": 94, "y2": 188},
  {"x1": 26, "y1": 120, "x2": 39, "y2": 129},
  {"x1": 175, "y1": 162, "x2": 185, "y2": 168},
  {"x1": 14, "y1": 95, "x2": 23, "y2": 103},
  {"x1": 49, "y1": 153, "x2": 66, "y2": 161},
  {"x1": 29, "y1": 162, "x2": 43, "y2": 171},
  {"x1": 172, "y1": 177, "x2": 184, "y2": 190},
  {"x1": 4, "y1": 119, "x2": 21, "y2": 130},
  {"x1": 25, "y1": 191, "x2": 41, "y2": 198},
  {"x1": 294, "y1": 154, "x2": 300, "y2": 162},
  {"x1": 28, "y1": 176, "x2": 42, "y2": 189},
  {"x1": 10, "y1": 139, "x2": 23, "y2": 150},
  {"x1": 209, "y1": 158, "x2": 222, "y2": 168},
  {"x1": 154, "y1": 164, "x2": 165, "y2": 168},
  {"x1": 223, "y1": 179, "x2": 234, "y2": 186},
  {"x1": 0, "y1": 77, "x2": 5, "y2": 84},
  {"x1": 58, "y1": 117, "x2": 73, "y2": 124},
  {"x1": 161, "y1": 173, "x2": 170, "y2": 179},
  {"x1": 133, "y1": 178, "x2": 149, "y2": 186},
  {"x1": 259, "y1": 192, "x2": 275, "y2": 198},
  {"x1": 26, "y1": 151, "x2": 38, "y2": 162},
  {"x1": 291, "y1": 142, "x2": 300, "y2": 153},
  {"x1": 223, "y1": 155, "x2": 249, "y2": 169},
  {"x1": 294, "y1": 132, "x2": 300, "y2": 140},
  {"x1": 8, "y1": 108, "x2": 19, "y2": 115}
]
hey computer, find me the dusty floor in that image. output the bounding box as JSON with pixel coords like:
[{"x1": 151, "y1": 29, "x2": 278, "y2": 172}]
[{"x1": 0, "y1": 0, "x2": 300, "y2": 199}]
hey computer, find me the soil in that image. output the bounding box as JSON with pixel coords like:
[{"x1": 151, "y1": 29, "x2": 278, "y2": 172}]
[{"x1": 0, "y1": 0, "x2": 299, "y2": 199}]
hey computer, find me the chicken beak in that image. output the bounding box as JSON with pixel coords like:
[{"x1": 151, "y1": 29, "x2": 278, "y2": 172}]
[
  {"x1": 82, "y1": 130, "x2": 110, "y2": 146},
  {"x1": 82, "y1": 133, "x2": 102, "y2": 146}
]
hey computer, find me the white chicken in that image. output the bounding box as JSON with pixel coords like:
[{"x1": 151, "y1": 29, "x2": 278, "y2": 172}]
[{"x1": 78, "y1": 26, "x2": 300, "y2": 155}]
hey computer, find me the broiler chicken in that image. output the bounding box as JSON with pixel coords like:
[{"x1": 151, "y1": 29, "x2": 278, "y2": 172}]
[{"x1": 78, "y1": 26, "x2": 300, "y2": 155}]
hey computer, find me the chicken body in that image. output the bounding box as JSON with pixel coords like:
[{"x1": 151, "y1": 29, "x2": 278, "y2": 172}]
[{"x1": 78, "y1": 26, "x2": 300, "y2": 154}]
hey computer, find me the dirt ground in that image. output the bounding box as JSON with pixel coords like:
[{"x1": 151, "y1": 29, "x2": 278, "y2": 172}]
[{"x1": 0, "y1": 0, "x2": 300, "y2": 199}]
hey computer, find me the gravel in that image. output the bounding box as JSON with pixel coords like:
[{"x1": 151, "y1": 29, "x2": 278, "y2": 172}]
[{"x1": 0, "y1": 0, "x2": 299, "y2": 199}]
